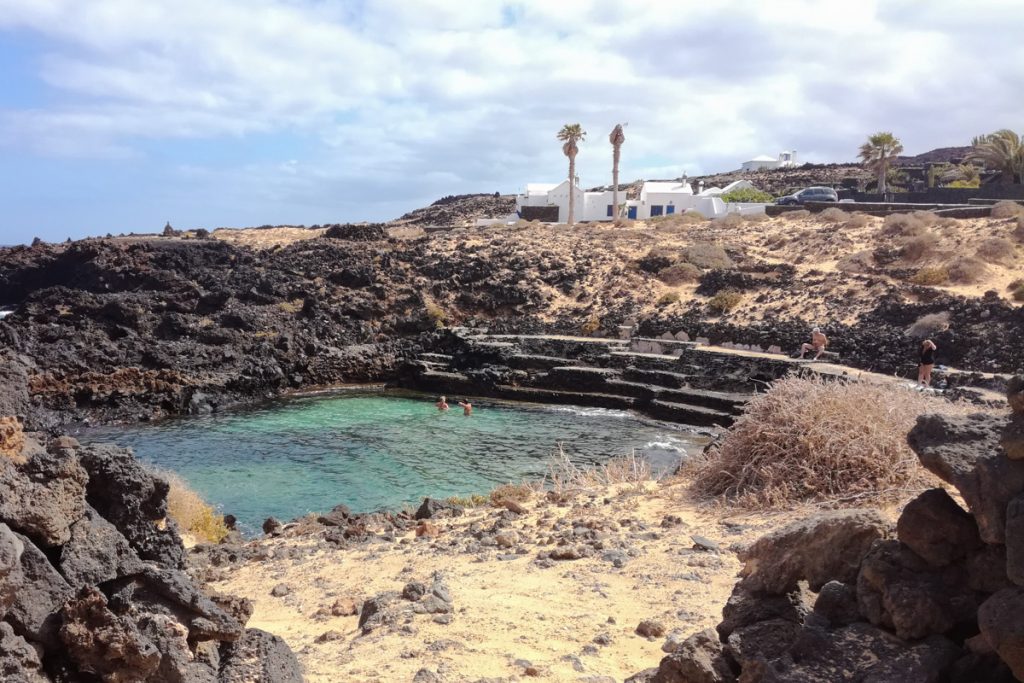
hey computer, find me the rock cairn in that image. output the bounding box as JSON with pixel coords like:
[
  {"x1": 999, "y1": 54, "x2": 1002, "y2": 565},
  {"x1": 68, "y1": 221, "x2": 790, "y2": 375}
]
[
  {"x1": 0, "y1": 425, "x2": 302, "y2": 682},
  {"x1": 629, "y1": 377, "x2": 1024, "y2": 682}
]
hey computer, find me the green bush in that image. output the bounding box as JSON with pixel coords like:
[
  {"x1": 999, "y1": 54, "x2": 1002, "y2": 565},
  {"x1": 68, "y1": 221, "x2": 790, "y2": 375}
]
[
  {"x1": 910, "y1": 266, "x2": 949, "y2": 285},
  {"x1": 657, "y1": 263, "x2": 701, "y2": 285},
  {"x1": 708, "y1": 289, "x2": 743, "y2": 313},
  {"x1": 684, "y1": 243, "x2": 734, "y2": 269},
  {"x1": 721, "y1": 187, "x2": 774, "y2": 203},
  {"x1": 657, "y1": 291, "x2": 681, "y2": 306}
]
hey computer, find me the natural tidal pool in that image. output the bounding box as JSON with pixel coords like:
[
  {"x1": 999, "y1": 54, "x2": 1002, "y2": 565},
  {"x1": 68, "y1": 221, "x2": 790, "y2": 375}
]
[{"x1": 82, "y1": 390, "x2": 709, "y2": 532}]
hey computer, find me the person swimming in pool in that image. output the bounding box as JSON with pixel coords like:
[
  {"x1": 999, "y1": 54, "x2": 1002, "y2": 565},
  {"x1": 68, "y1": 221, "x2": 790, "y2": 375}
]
[
  {"x1": 436, "y1": 395, "x2": 449, "y2": 411},
  {"x1": 458, "y1": 399, "x2": 472, "y2": 416}
]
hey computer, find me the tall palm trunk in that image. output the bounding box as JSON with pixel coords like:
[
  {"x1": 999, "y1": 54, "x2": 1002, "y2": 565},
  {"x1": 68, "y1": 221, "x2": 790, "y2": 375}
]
[
  {"x1": 567, "y1": 151, "x2": 577, "y2": 225},
  {"x1": 878, "y1": 163, "x2": 887, "y2": 194},
  {"x1": 609, "y1": 124, "x2": 625, "y2": 220}
]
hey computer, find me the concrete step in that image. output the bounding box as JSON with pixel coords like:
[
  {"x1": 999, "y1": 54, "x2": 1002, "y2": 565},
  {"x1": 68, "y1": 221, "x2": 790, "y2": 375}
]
[
  {"x1": 493, "y1": 385, "x2": 637, "y2": 411},
  {"x1": 645, "y1": 399, "x2": 733, "y2": 428},
  {"x1": 418, "y1": 353, "x2": 453, "y2": 363},
  {"x1": 657, "y1": 386, "x2": 749, "y2": 414},
  {"x1": 621, "y1": 367, "x2": 691, "y2": 389},
  {"x1": 507, "y1": 354, "x2": 583, "y2": 370}
]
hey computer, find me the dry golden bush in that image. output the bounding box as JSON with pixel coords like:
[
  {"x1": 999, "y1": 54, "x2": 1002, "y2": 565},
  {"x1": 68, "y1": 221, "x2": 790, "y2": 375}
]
[
  {"x1": 976, "y1": 237, "x2": 1017, "y2": 265},
  {"x1": 713, "y1": 214, "x2": 745, "y2": 229},
  {"x1": 843, "y1": 213, "x2": 871, "y2": 229},
  {"x1": 149, "y1": 467, "x2": 229, "y2": 543},
  {"x1": 684, "y1": 243, "x2": 734, "y2": 269},
  {"x1": 991, "y1": 201, "x2": 1024, "y2": 219},
  {"x1": 819, "y1": 207, "x2": 850, "y2": 223},
  {"x1": 881, "y1": 213, "x2": 927, "y2": 237},
  {"x1": 947, "y1": 256, "x2": 988, "y2": 283},
  {"x1": 686, "y1": 376, "x2": 967, "y2": 508},
  {"x1": 657, "y1": 291, "x2": 681, "y2": 306},
  {"x1": 743, "y1": 212, "x2": 769, "y2": 223},
  {"x1": 836, "y1": 250, "x2": 875, "y2": 273},
  {"x1": 909, "y1": 266, "x2": 950, "y2": 286},
  {"x1": 906, "y1": 311, "x2": 950, "y2": 338},
  {"x1": 911, "y1": 210, "x2": 940, "y2": 226},
  {"x1": 657, "y1": 262, "x2": 702, "y2": 285},
  {"x1": 900, "y1": 233, "x2": 939, "y2": 262},
  {"x1": 707, "y1": 289, "x2": 743, "y2": 313},
  {"x1": 546, "y1": 448, "x2": 653, "y2": 493},
  {"x1": 490, "y1": 483, "x2": 534, "y2": 506},
  {"x1": 1014, "y1": 217, "x2": 1024, "y2": 242},
  {"x1": 781, "y1": 209, "x2": 810, "y2": 220}
]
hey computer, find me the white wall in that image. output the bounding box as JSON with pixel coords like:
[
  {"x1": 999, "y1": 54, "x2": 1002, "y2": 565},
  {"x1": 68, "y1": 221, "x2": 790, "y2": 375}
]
[
  {"x1": 741, "y1": 159, "x2": 780, "y2": 171},
  {"x1": 582, "y1": 190, "x2": 616, "y2": 221}
]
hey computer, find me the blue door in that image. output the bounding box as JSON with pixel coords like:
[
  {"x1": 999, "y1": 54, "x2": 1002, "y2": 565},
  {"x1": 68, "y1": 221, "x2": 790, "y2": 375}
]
[
  {"x1": 666, "y1": 205, "x2": 675, "y2": 214},
  {"x1": 627, "y1": 206, "x2": 637, "y2": 219},
  {"x1": 650, "y1": 205, "x2": 664, "y2": 217}
]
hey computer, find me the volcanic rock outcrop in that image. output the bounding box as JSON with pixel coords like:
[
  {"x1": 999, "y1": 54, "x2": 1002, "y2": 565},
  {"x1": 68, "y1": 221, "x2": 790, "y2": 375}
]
[
  {"x1": 629, "y1": 377, "x2": 1024, "y2": 682},
  {"x1": 0, "y1": 426, "x2": 302, "y2": 682}
]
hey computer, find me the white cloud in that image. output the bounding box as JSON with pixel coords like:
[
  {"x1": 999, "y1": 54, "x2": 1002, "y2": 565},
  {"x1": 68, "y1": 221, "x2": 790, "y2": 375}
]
[{"x1": 0, "y1": 0, "x2": 1021, "y2": 227}]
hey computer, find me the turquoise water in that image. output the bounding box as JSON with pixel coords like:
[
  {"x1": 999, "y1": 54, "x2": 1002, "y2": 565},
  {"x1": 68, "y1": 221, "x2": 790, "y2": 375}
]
[{"x1": 82, "y1": 391, "x2": 708, "y2": 533}]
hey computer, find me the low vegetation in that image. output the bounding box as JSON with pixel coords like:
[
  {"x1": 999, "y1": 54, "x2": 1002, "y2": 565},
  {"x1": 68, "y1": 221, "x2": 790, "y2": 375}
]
[
  {"x1": 906, "y1": 311, "x2": 950, "y2": 338},
  {"x1": 991, "y1": 200, "x2": 1024, "y2": 219},
  {"x1": 881, "y1": 212, "x2": 927, "y2": 237},
  {"x1": 150, "y1": 467, "x2": 229, "y2": 543},
  {"x1": 976, "y1": 237, "x2": 1016, "y2": 265},
  {"x1": 1009, "y1": 279, "x2": 1024, "y2": 302},
  {"x1": 657, "y1": 262, "x2": 701, "y2": 285},
  {"x1": 819, "y1": 207, "x2": 850, "y2": 223},
  {"x1": 947, "y1": 256, "x2": 987, "y2": 284},
  {"x1": 721, "y1": 187, "x2": 774, "y2": 203},
  {"x1": 686, "y1": 376, "x2": 961, "y2": 508},
  {"x1": 843, "y1": 213, "x2": 871, "y2": 229},
  {"x1": 683, "y1": 243, "x2": 734, "y2": 270},
  {"x1": 910, "y1": 266, "x2": 949, "y2": 286},
  {"x1": 546, "y1": 448, "x2": 652, "y2": 493},
  {"x1": 900, "y1": 233, "x2": 939, "y2": 262},
  {"x1": 707, "y1": 289, "x2": 743, "y2": 313},
  {"x1": 657, "y1": 291, "x2": 681, "y2": 306}
]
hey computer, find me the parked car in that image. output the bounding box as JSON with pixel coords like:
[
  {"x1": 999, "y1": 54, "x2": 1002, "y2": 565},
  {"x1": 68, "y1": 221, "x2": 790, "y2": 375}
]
[{"x1": 775, "y1": 186, "x2": 839, "y2": 205}]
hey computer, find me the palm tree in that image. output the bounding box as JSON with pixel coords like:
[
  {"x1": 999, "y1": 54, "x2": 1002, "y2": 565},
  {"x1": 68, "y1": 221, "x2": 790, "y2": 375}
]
[
  {"x1": 858, "y1": 132, "x2": 904, "y2": 194},
  {"x1": 609, "y1": 123, "x2": 626, "y2": 220},
  {"x1": 557, "y1": 123, "x2": 586, "y2": 225},
  {"x1": 968, "y1": 129, "x2": 1024, "y2": 184}
]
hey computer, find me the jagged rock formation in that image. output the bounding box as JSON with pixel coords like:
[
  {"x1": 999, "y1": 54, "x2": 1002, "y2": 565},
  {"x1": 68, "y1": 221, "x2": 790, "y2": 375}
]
[
  {"x1": 0, "y1": 429, "x2": 302, "y2": 681},
  {"x1": 391, "y1": 193, "x2": 515, "y2": 226},
  {"x1": 628, "y1": 378, "x2": 1024, "y2": 682}
]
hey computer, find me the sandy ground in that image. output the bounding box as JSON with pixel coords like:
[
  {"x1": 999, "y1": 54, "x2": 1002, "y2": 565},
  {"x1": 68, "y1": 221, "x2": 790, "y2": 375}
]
[{"x1": 208, "y1": 479, "x2": 813, "y2": 682}]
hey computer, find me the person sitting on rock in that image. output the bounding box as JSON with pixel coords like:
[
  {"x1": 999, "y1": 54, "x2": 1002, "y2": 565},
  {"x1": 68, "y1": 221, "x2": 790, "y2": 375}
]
[
  {"x1": 918, "y1": 339, "x2": 937, "y2": 386},
  {"x1": 458, "y1": 399, "x2": 473, "y2": 416},
  {"x1": 799, "y1": 327, "x2": 828, "y2": 360},
  {"x1": 436, "y1": 395, "x2": 449, "y2": 411}
]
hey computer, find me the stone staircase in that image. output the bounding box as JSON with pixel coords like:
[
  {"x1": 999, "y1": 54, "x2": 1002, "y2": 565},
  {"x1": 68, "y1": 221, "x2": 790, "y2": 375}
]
[{"x1": 401, "y1": 333, "x2": 780, "y2": 428}]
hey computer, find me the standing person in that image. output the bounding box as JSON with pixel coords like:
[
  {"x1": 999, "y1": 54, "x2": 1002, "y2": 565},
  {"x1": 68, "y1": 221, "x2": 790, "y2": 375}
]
[
  {"x1": 458, "y1": 399, "x2": 473, "y2": 416},
  {"x1": 918, "y1": 340, "x2": 937, "y2": 386},
  {"x1": 799, "y1": 327, "x2": 828, "y2": 360},
  {"x1": 436, "y1": 396, "x2": 449, "y2": 411}
]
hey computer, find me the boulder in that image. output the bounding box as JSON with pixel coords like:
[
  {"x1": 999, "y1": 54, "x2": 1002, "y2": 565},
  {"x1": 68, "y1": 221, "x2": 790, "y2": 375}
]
[
  {"x1": 59, "y1": 587, "x2": 161, "y2": 682},
  {"x1": 415, "y1": 498, "x2": 464, "y2": 520},
  {"x1": 316, "y1": 503, "x2": 352, "y2": 527},
  {"x1": 648, "y1": 628, "x2": 735, "y2": 683},
  {"x1": 978, "y1": 587, "x2": 1024, "y2": 679},
  {"x1": 726, "y1": 618, "x2": 802, "y2": 670},
  {"x1": 78, "y1": 442, "x2": 186, "y2": 568},
  {"x1": 896, "y1": 488, "x2": 981, "y2": 567},
  {"x1": 1003, "y1": 418, "x2": 1024, "y2": 461},
  {"x1": 965, "y1": 543, "x2": 1013, "y2": 593},
  {"x1": 812, "y1": 581, "x2": 860, "y2": 627},
  {"x1": 0, "y1": 621, "x2": 48, "y2": 683},
  {"x1": 6, "y1": 532, "x2": 73, "y2": 647},
  {"x1": 1008, "y1": 376, "x2": 1024, "y2": 415},
  {"x1": 218, "y1": 628, "x2": 303, "y2": 683},
  {"x1": 0, "y1": 443, "x2": 88, "y2": 547},
  {"x1": 738, "y1": 509, "x2": 889, "y2": 594},
  {"x1": 0, "y1": 352, "x2": 33, "y2": 421},
  {"x1": 0, "y1": 416, "x2": 25, "y2": 464},
  {"x1": 130, "y1": 567, "x2": 244, "y2": 642},
  {"x1": 857, "y1": 540, "x2": 977, "y2": 640},
  {"x1": 1007, "y1": 493, "x2": 1024, "y2": 586},
  {"x1": 0, "y1": 523, "x2": 24, "y2": 616},
  {"x1": 908, "y1": 413, "x2": 1024, "y2": 544},
  {"x1": 139, "y1": 612, "x2": 218, "y2": 683},
  {"x1": 58, "y1": 506, "x2": 143, "y2": 587},
  {"x1": 716, "y1": 585, "x2": 808, "y2": 639}
]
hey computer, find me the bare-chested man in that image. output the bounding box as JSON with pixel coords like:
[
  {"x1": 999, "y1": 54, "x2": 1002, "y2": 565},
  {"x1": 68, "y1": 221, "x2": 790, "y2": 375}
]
[
  {"x1": 458, "y1": 400, "x2": 473, "y2": 416},
  {"x1": 799, "y1": 327, "x2": 828, "y2": 360},
  {"x1": 436, "y1": 395, "x2": 449, "y2": 411}
]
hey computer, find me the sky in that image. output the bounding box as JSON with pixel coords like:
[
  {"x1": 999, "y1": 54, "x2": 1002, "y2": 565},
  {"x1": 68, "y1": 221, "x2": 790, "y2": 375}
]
[{"x1": 0, "y1": 0, "x2": 1022, "y2": 244}]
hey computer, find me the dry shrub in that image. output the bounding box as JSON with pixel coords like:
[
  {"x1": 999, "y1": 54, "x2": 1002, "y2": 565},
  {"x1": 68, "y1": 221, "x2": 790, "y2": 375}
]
[
  {"x1": 911, "y1": 210, "x2": 940, "y2": 226},
  {"x1": 910, "y1": 266, "x2": 950, "y2": 286},
  {"x1": 1014, "y1": 217, "x2": 1024, "y2": 242},
  {"x1": 686, "y1": 376, "x2": 962, "y2": 508},
  {"x1": 976, "y1": 237, "x2": 1016, "y2": 265},
  {"x1": 881, "y1": 213, "x2": 928, "y2": 237},
  {"x1": 713, "y1": 214, "x2": 745, "y2": 229},
  {"x1": 490, "y1": 483, "x2": 534, "y2": 506},
  {"x1": 843, "y1": 213, "x2": 870, "y2": 229},
  {"x1": 277, "y1": 299, "x2": 304, "y2": 314},
  {"x1": 743, "y1": 212, "x2": 769, "y2": 223},
  {"x1": 657, "y1": 291, "x2": 681, "y2": 305},
  {"x1": 445, "y1": 493, "x2": 489, "y2": 507},
  {"x1": 991, "y1": 201, "x2": 1024, "y2": 219},
  {"x1": 684, "y1": 243, "x2": 734, "y2": 269},
  {"x1": 906, "y1": 311, "x2": 950, "y2": 338},
  {"x1": 546, "y1": 448, "x2": 653, "y2": 493},
  {"x1": 657, "y1": 262, "x2": 701, "y2": 285},
  {"x1": 424, "y1": 301, "x2": 447, "y2": 327},
  {"x1": 779, "y1": 209, "x2": 810, "y2": 220},
  {"x1": 819, "y1": 207, "x2": 850, "y2": 223},
  {"x1": 708, "y1": 289, "x2": 742, "y2": 313},
  {"x1": 150, "y1": 468, "x2": 229, "y2": 543},
  {"x1": 580, "y1": 314, "x2": 601, "y2": 335},
  {"x1": 1008, "y1": 279, "x2": 1024, "y2": 302},
  {"x1": 900, "y1": 232, "x2": 939, "y2": 262},
  {"x1": 947, "y1": 256, "x2": 987, "y2": 283},
  {"x1": 836, "y1": 250, "x2": 875, "y2": 273}
]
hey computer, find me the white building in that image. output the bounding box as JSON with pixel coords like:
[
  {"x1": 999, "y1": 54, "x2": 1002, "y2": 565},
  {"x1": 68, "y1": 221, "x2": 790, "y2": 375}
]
[
  {"x1": 515, "y1": 179, "x2": 763, "y2": 221},
  {"x1": 740, "y1": 151, "x2": 797, "y2": 172}
]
